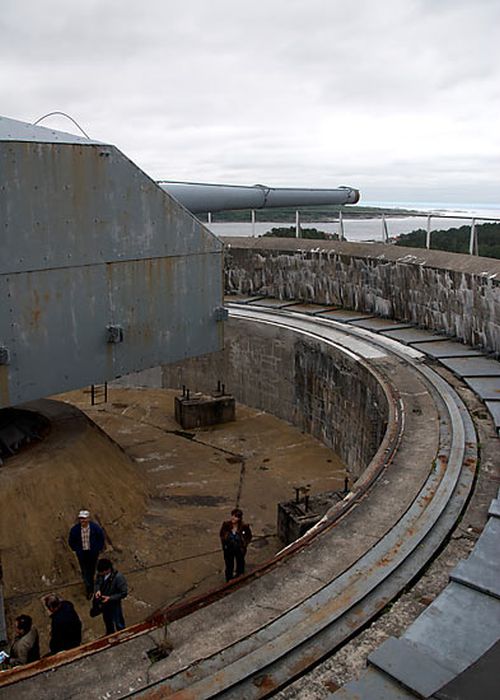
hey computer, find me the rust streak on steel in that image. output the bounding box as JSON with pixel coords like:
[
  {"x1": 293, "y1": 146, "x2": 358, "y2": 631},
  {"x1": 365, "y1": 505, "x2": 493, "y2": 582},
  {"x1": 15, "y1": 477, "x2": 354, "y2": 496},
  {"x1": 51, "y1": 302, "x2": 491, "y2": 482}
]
[
  {"x1": 252, "y1": 674, "x2": 279, "y2": 693},
  {"x1": 0, "y1": 623, "x2": 153, "y2": 687}
]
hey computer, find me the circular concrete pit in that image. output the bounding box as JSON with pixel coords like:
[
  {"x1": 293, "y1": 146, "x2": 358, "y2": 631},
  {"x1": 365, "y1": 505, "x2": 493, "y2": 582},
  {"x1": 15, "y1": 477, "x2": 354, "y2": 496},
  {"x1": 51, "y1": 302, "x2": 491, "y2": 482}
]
[{"x1": 0, "y1": 305, "x2": 478, "y2": 698}]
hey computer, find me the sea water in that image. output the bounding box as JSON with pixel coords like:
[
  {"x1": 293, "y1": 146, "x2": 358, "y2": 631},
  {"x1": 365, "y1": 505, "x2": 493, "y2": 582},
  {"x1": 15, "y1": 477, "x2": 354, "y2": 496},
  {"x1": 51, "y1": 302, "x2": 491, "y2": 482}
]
[{"x1": 207, "y1": 202, "x2": 500, "y2": 243}]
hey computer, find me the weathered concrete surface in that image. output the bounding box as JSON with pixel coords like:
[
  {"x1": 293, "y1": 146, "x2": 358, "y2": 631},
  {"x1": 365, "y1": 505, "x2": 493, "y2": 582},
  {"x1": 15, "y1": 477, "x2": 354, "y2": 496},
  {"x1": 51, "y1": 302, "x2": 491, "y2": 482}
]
[
  {"x1": 163, "y1": 319, "x2": 389, "y2": 480},
  {"x1": 1, "y1": 388, "x2": 343, "y2": 658},
  {"x1": 0, "y1": 318, "x2": 444, "y2": 699},
  {"x1": 223, "y1": 237, "x2": 500, "y2": 355}
]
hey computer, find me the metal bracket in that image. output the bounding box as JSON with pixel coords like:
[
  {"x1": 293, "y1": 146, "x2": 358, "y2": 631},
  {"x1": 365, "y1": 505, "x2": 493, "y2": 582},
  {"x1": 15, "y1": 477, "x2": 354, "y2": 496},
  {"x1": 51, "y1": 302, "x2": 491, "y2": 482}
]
[
  {"x1": 213, "y1": 306, "x2": 228, "y2": 322},
  {"x1": 106, "y1": 325, "x2": 124, "y2": 344},
  {"x1": 0, "y1": 346, "x2": 10, "y2": 365}
]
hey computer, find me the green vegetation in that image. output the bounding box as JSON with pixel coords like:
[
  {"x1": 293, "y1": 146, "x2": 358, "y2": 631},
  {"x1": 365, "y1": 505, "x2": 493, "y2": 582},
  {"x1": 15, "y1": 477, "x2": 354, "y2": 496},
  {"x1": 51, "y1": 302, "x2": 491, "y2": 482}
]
[
  {"x1": 262, "y1": 226, "x2": 338, "y2": 240},
  {"x1": 395, "y1": 222, "x2": 500, "y2": 259},
  {"x1": 199, "y1": 205, "x2": 419, "y2": 223}
]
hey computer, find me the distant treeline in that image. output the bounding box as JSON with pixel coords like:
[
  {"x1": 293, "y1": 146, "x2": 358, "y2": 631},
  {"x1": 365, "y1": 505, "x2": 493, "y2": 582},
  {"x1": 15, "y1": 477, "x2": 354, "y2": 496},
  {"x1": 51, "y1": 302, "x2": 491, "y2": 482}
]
[
  {"x1": 199, "y1": 205, "x2": 418, "y2": 223},
  {"x1": 260, "y1": 221, "x2": 500, "y2": 259},
  {"x1": 395, "y1": 222, "x2": 500, "y2": 259},
  {"x1": 262, "y1": 226, "x2": 338, "y2": 240}
]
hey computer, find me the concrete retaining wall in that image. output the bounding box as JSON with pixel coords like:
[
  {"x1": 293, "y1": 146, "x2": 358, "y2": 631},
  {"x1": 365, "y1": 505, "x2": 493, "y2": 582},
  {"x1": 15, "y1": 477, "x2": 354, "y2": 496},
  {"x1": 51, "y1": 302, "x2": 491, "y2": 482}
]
[
  {"x1": 163, "y1": 319, "x2": 388, "y2": 480},
  {"x1": 223, "y1": 238, "x2": 500, "y2": 354}
]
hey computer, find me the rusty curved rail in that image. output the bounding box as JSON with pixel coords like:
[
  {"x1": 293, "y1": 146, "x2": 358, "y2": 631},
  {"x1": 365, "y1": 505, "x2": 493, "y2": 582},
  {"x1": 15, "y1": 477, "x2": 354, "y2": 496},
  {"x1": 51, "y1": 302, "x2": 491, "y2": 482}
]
[
  {"x1": 128, "y1": 308, "x2": 477, "y2": 698},
  {"x1": 0, "y1": 307, "x2": 477, "y2": 699}
]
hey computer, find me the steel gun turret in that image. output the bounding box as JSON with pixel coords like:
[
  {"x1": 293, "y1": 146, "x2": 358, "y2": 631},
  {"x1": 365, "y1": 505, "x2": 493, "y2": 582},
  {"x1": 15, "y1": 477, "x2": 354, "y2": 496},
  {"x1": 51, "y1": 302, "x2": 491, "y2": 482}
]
[{"x1": 158, "y1": 181, "x2": 360, "y2": 214}]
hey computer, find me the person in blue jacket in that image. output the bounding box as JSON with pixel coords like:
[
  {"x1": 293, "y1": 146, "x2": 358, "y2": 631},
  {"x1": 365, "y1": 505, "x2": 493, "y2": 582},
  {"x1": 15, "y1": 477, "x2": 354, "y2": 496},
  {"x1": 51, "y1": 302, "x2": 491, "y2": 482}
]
[{"x1": 68, "y1": 509, "x2": 105, "y2": 599}]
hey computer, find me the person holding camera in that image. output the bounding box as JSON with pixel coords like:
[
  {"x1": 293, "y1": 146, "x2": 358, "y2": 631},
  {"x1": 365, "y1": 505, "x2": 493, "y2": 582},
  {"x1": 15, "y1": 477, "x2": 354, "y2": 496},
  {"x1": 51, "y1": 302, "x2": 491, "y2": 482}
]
[{"x1": 92, "y1": 558, "x2": 128, "y2": 635}]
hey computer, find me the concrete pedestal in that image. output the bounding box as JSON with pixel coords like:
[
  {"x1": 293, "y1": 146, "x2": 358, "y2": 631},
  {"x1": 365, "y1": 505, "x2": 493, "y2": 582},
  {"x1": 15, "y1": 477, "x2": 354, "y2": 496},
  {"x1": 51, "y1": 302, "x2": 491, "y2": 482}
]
[{"x1": 174, "y1": 393, "x2": 236, "y2": 429}]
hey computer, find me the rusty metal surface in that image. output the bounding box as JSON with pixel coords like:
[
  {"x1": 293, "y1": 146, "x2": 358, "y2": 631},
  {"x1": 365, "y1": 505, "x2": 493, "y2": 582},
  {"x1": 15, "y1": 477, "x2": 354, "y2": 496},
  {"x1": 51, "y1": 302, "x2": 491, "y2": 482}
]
[{"x1": 0, "y1": 117, "x2": 224, "y2": 408}]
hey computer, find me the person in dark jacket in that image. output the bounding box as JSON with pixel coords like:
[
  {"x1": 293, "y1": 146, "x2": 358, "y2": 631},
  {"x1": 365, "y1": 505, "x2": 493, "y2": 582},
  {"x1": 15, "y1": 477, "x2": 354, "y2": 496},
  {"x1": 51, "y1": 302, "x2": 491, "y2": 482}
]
[
  {"x1": 93, "y1": 558, "x2": 128, "y2": 635},
  {"x1": 219, "y1": 508, "x2": 252, "y2": 582},
  {"x1": 68, "y1": 509, "x2": 105, "y2": 598},
  {"x1": 44, "y1": 595, "x2": 82, "y2": 654},
  {"x1": 8, "y1": 614, "x2": 40, "y2": 666}
]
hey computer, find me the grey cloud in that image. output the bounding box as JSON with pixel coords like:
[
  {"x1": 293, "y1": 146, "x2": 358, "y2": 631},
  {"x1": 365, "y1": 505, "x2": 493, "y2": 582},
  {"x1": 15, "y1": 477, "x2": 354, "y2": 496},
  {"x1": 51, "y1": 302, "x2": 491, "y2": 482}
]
[{"x1": 1, "y1": 0, "x2": 499, "y2": 203}]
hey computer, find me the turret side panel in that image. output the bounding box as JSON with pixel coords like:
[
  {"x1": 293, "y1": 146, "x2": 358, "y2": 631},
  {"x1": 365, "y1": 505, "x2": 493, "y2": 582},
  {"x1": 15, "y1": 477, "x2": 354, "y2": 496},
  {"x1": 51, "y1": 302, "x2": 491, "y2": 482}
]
[
  {"x1": 0, "y1": 140, "x2": 223, "y2": 408},
  {"x1": 0, "y1": 142, "x2": 221, "y2": 276}
]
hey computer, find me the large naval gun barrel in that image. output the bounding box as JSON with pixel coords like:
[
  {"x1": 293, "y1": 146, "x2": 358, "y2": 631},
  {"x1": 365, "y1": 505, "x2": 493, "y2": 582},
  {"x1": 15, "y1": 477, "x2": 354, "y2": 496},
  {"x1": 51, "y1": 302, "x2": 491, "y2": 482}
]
[{"x1": 159, "y1": 181, "x2": 360, "y2": 214}]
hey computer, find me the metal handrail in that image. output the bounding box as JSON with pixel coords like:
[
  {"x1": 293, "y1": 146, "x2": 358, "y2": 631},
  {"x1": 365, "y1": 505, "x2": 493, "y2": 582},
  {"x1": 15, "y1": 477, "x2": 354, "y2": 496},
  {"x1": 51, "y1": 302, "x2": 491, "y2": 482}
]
[
  {"x1": 207, "y1": 208, "x2": 500, "y2": 255},
  {"x1": 284, "y1": 209, "x2": 500, "y2": 255},
  {"x1": 334, "y1": 210, "x2": 499, "y2": 253},
  {"x1": 388, "y1": 211, "x2": 500, "y2": 254}
]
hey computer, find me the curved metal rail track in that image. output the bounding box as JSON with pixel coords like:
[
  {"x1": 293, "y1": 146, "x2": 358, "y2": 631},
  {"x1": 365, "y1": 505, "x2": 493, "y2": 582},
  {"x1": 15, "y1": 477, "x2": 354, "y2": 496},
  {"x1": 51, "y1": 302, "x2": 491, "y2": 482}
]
[
  {"x1": 128, "y1": 306, "x2": 476, "y2": 699},
  {"x1": 0, "y1": 305, "x2": 478, "y2": 700}
]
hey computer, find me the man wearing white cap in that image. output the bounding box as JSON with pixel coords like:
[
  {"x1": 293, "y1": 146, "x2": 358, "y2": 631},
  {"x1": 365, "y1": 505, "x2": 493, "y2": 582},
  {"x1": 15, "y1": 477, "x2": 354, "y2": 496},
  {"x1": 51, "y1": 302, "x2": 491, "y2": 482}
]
[{"x1": 68, "y1": 510, "x2": 105, "y2": 599}]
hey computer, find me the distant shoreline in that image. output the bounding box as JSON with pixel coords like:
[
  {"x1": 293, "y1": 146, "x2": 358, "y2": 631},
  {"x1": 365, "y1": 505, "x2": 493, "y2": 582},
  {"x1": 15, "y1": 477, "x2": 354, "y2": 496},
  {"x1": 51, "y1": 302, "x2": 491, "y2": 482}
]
[{"x1": 201, "y1": 205, "x2": 424, "y2": 224}]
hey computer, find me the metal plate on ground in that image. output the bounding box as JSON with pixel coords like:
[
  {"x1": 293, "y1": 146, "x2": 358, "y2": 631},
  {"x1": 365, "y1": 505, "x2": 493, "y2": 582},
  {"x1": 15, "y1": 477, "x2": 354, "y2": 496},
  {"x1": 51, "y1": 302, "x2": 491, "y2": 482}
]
[
  {"x1": 411, "y1": 340, "x2": 484, "y2": 359},
  {"x1": 368, "y1": 636, "x2": 456, "y2": 698},
  {"x1": 404, "y1": 583, "x2": 500, "y2": 673},
  {"x1": 331, "y1": 666, "x2": 416, "y2": 699},
  {"x1": 317, "y1": 309, "x2": 375, "y2": 322},
  {"x1": 485, "y1": 401, "x2": 500, "y2": 434},
  {"x1": 349, "y1": 318, "x2": 414, "y2": 332},
  {"x1": 439, "y1": 357, "x2": 500, "y2": 378},
  {"x1": 224, "y1": 294, "x2": 266, "y2": 304},
  {"x1": 463, "y1": 377, "x2": 500, "y2": 401},
  {"x1": 434, "y1": 639, "x2": 500, "y2": 700},
  {"x1": 247, "y1": 298, "x2": 300, "y2": 309},
  {"x1": 285, "y1": 303, "x2": 339, "y2": 314},
  {"x1": 382, "y1": 328, "x2": 449, "y2": 344},
  {"x1": 450, "y1": 519, "x2": 500, "y2": 599},
  {"x1": 488, "y1": 499, "x2": 500, "y2": 518}
]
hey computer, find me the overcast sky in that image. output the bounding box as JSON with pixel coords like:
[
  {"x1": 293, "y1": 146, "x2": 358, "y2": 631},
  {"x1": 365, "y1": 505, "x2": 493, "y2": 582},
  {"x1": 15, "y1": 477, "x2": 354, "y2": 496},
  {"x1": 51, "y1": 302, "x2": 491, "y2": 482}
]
[{"x1": 2, "y1": 0, "x2": 499, "y2": 205}]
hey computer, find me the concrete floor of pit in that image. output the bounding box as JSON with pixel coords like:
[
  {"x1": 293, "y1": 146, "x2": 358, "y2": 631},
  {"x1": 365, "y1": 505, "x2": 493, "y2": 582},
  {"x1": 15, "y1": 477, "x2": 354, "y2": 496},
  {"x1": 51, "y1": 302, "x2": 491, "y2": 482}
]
[{"x1": 2, "y1": 387, "x2": 345, "y2": 654}]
